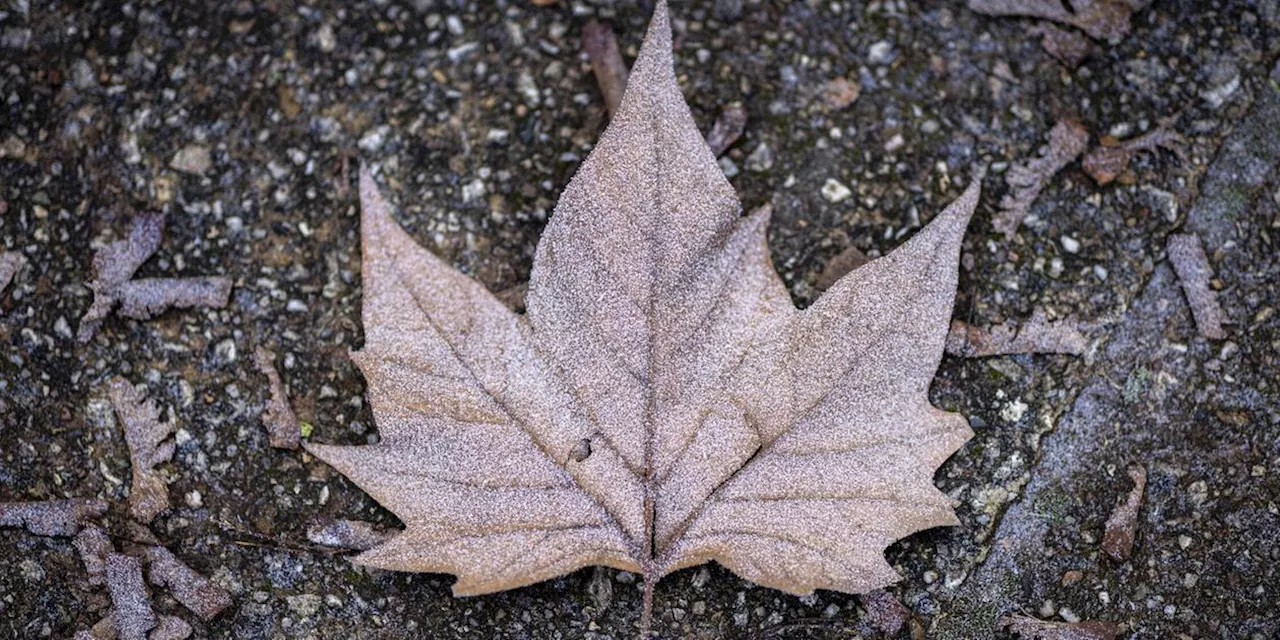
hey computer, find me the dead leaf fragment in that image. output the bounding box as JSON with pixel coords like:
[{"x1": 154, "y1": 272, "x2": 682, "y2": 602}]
[
  {"x1": 75, "y1": 524, "x2": 116, "y2": 585},
  {"x1": 0, "y1": 498, "x2": 108, "y2": 536},
  {"x1": 143, "y1": 545, "x2": 233, "y2": 620},
  {"x1": 307, "y1": 0, "x2": 978, "y2": 630},
  {"x1": 106, "y1": 553, "x2": 156, "y2": 640},
  {"x1": 993, "y1": 120, "x2": 1089, "y2": 240},
  {"x1": 704, "y1": 102, "x2": 748, "y2": 157},
  {"x1": 149, "y1": 617, "x2": 192, "y2": 640},
  {"x1": 1101, "y1": 465, "x2": 1146, "y2": 561},
  {"x1": 1167, "y1": 233, "x2": 1227, "y2": 339},
  {"x1": 1029, "y1": 23, "x2": 1094, "y2": 67},
  {"x1": 967, "y1": 0, "x2": 1150, "y2": 41},
  {"x1": 109, "y1": 378, "x2": 175, "y2": 524},
  {"x1": 859, "y1": 589, "x2": 911, "y2": 636},
  {"x1": 946, "y1": 309, "x2": 1089, "y2": 357},
  {"x1": 75, "y1": 615, "x2": 119, "y2": 640},
  {"x1": 583, "y1": 19, "x2": 628, "y2": 119},
  {"x1": 78, "y1": 212, "x2": 232, "y2": 342},
  {"x1": 306, "y1": 518, "x2": 395, "y2": 551},
  {"x1": 0, "y1": 250, "x2": 24, "y2": 295},
  {"x1": 254, "y1": 347, "x2": 301, "y2": 449},
  {"x1": 1082, "y1": 124, "x2": 1185, "y2": 185},
  {"x1": 1000, "y1": 614, "x2": 1119, "y2": 640}
]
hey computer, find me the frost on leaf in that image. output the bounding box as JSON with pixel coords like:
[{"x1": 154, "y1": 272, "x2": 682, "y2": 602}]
[
  {"x1": 993, "y1": 120, "x2": 1089, "y2": 240},
  {"x1": 0, "y1": 498, "x2": 108, "y2": 537},
  {"x1": 1167, "y1": 233, "x2": 1227, "y2": 339},
  {"x1": 143, "y1": 545, "x2": 233, "y2": 620},
  {"x1": 307, "y1": 0, "x2": 978, "y2": 623},
  {"x1": 109, "y1": 378, "x2": 175, "y2": 524},
  {"x1": 105, "y1": 553, "x2": 156, "y2": 640},
  {"x1": 78, "y1": 212, "x2": 232, "y2": 342}
]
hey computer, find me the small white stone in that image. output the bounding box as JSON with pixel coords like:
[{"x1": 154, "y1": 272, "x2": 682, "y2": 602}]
[
  {"x1": 867, "y1": 40, "x2": 895, "y2": 65},
  {"x1": 185, "y1": 490, "x2": 203, "y2": 508},
  {"x1": 821, "y1": 178, "x2": 852, "y2": 203},
  {"x1": 1061, "y1": 235, "x2": 1081, "y2": 253}
]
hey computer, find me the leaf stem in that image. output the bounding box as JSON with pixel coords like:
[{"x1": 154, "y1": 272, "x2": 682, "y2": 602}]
[{"x1": 640, "y1": 574, "x2": 655, "y2": 639}]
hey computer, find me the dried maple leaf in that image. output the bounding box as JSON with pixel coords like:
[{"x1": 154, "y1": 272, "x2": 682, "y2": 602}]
[
  {"x1": 109, "y1": 378, "x2": 176, "y2": 524},
  {"x1": 308, "y1": 1, "x2": 978, "y2": 632}
]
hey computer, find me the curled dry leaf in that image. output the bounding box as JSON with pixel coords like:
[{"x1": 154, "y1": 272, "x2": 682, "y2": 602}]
[
  {"x1": 105, "y1": 553, "x2": 156, "y2": 640},
  {"x1": 78, "y1": 212, "x2": 231, "y2": 342},
  {"x1": 307, "y1": 1, "x2": 978, "y2": 632},
  {"x1": 583, "y1": 19, "x2": 628, "y2": 119},
  {"x1": 704, "y1": 102, "x2": 748, "y2": 157},
  {"x1": 1101, "y1": 465, "x2": 1146, "y2": 561},
  {"x1": 967, "y1": 0, "x2": 1151, "y2": 42},
  {"x1": 0, "y1": 250, "x2": 24, "y2": 295},
  {"x1": 1167, "y1": 233, "x2": 1227, "y2": 339},
  {"x1": 993, "y1": 120, "x2": 1089, "y2": 240},
  {"x1": 254, "y1": 347, "x2": 301, "y2": 450},
  {"x1": 945, "y1": 309, "x2": 1089, "y2": 357},
  {"x1": 306, "y1": 518, "x2": 396, "y2": 551},
  {"x1": 109, "y1": 378, "x2": 175, "y2": 524},
  {"x1": 75, "y1": 615, "x2": 119, "y2": 640},
  {"x1": 0, "y1": 498, "x2": 108, "y2": 536},
  {"x1": 1000, "y1": 614, "x2": 1119, "y2": 640},
  {"x1": 143, "y1": 545, "x2": 233, "y2": 620}
]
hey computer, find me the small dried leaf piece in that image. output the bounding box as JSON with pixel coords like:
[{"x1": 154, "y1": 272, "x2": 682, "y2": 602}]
[
  {"x1": 993, "y1": 120, "x2": 1089, "y2": 240},
  {"x1": 106, "y1": 553, "x2": 156, "y2": 640},
  {"x1": 308, "y1": 0, "x2": 978, "y2": 622},
  {"x1": 75, "y1": 524, "x2": 116, "y2": 585},
  {"x1": 1101, "y1": 465, "x2": 1146, "y2": 561},
  {"x1": 583, "y1": 19, "x2": 628, "y2": 118},
  {"x1": 1028, "y1": 23, "x2": 1094, "y2": 67},
  {"x1": 1082, "y1": 125, "x2": 1185, "y2": 185},
  {"x1": 109, "y1": 378, "x2": 175, "y2": 524},
  {"x1": 0, "y1": 498, "x2": 108, "y2": 536},
  {"x1": 0, "y1": 250, "x2": 24, "y2": 295},
  {"x1": 74, "y1": 614, "x2": 118, "y2": 640},
  {"x1": 149, "y1": 616, "x2": 192, "y2": 640},
  {"x1": 254, "y1": 347, "x2": 301, "y2": 450},
  {"x1": 143, "y1": 546, "x2": 233, "y2": 620},
  {"x1": 704, "y1": 102, "x2": 748, "y2": 157},
  {"x1": 967, "y1": 0, "x2": 1150, "y2": 41},
  {"x1": 1167, "y1": 233, "x2": 1227, "y2": 339},
  {"x1": 945, "y1": 309, "x2": 1089, "y2": 357},
  {"x1": 78, "y1": 212, "x2": 231, "y2": 342},
  {"x1": 1000, "y1": 614, "x2": 1119, "y2": 640},
  {"x1": 306, "y1": 518, "x2": 395, "y2": 551},
  {"x1": 859, "y1": 589, "x2": 911, "y2": 636}
]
